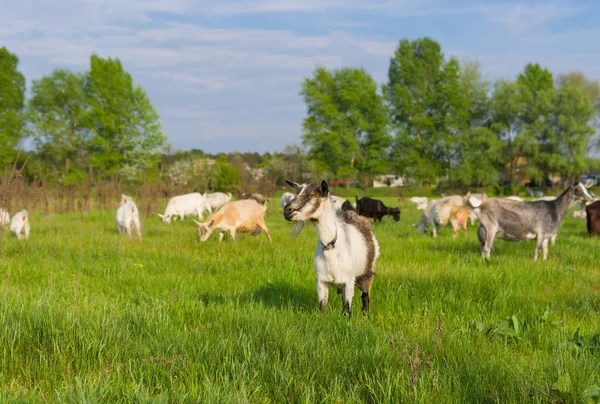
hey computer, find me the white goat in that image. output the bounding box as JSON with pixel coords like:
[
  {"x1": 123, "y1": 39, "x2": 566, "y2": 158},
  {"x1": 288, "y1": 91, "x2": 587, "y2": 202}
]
[
  {"x1": 158, "y1": 192, "x2": 210, "y2": 224},
  {"x1": 409, "y1": 196, "x2": 429, "y2": 211},
  {"x1": 193, "y1": 199, "x2": 272, "y2": 243},
  {"x1": 413, "y1": 195, "x2": 467, "y2": 237},
  {"x1": 572, "y1": 197, "x2": 600, "y2": 219},
  {"x1": 283, "y1": 180, "x2": 380, "y2": 318},
  {"x1": 280, "y1": 192, "x2": 295, "y2": 209},
  {"x1": 116, "y1": 194, "x2": 141, "y2": 238},
  {"x1": 203, "y1": 192, "x2": 232, "y2": 214},
  {"x1": 10, "y1": 210, "x2": 29, "y2": 240},
  {"x1": 0, "y1": 208, "x2": 10, "y2": 230}
]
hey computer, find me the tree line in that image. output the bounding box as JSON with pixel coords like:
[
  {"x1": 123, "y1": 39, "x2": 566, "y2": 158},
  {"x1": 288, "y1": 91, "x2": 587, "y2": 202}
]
[
  {"x1": 2, "y1": 37, "x2": 600, "y2": 195},
  {"x1": 0, "y1": 47, "x2": 167, "y2": 185},
  {"x1": 300, "y1": 37, "x2": 600, "y2": 191}
]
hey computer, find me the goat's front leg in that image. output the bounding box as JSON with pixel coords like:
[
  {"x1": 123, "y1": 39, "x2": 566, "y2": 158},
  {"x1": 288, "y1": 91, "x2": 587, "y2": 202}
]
[
  {"x1": 218, "y1": 232, "x2": 224, "y2": 243},
  {"x1": 542, "y1": 238, "x2": 549, "y2": 261},
  {"x1": 341, "y1": 282, "x2": 354, "y2": 318},
  {"x1": 317, "y1": 280, "x2": 329, "y2": 313},
  {"x1": 451, "y1": 221, "x2": 458, "y2": 239}
]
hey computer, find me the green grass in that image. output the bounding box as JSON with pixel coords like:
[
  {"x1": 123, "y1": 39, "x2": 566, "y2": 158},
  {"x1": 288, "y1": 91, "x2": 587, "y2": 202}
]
[{"x1": 1, "y1": 194, "x2": 600, "y2": 402}]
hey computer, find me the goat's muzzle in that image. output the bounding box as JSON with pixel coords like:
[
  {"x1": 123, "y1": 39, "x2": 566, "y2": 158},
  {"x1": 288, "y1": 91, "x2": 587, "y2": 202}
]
[{"x1": 283, "y1": 206, "x2": 295, "y2": 221}]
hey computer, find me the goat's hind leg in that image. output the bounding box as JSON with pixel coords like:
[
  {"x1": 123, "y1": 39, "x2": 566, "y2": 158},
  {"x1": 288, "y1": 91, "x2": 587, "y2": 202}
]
[
  {"x1": 534, "y1": 234, "x2": 544, "y2": 261},
  {"x1": 479, "y1": 223, "x2": 496, "y2": 259},
  {"x1": 256, "y1": 218, "x2": 272, "y2": 244},
  {"x1": 356, "y1": 272, "x2": 374, "y2": 317}
]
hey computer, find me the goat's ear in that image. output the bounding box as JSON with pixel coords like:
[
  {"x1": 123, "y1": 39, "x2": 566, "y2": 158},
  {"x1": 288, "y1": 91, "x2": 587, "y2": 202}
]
[
  {"x1": 285, "y1": 180, "x2": 302, "y2": 192},
  {"x1": 320, "y1": 180, "x2": 329, "y2": 197},
  {"x1": 158, "y1": 213, "x2": 164, "y2": 218}
]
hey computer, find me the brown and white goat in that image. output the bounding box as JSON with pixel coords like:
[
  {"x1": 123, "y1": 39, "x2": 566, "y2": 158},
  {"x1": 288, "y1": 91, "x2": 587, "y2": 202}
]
[
  {"x1": 450, "y1": 206, "x2": 470, "y2": 239},
  {"x1": 283, "y1": 180, "x2": 380, "y2": 318},
  {"x1": 193, "y1": 199, "x2": 272, "y2": 243}
]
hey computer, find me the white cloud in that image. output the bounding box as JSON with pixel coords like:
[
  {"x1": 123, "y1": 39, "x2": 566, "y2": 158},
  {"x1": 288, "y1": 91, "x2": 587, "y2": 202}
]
[{"x1": 475, "y1": 2, "x2": 584, "y2": 33}]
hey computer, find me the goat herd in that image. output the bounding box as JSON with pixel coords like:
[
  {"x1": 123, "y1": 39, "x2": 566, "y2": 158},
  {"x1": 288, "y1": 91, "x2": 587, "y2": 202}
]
[
  {"x1": 0, "y1": 180, "x2": 597, "y2": 317},
  {"x1": 282, "y1": 180, "x2": 598, "y2": 317}
]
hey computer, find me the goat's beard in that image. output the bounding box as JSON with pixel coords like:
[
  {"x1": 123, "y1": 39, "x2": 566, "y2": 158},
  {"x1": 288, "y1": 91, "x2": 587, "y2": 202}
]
[{"x1": 290, "y1": 220, "x2": 306, "y2": 237}]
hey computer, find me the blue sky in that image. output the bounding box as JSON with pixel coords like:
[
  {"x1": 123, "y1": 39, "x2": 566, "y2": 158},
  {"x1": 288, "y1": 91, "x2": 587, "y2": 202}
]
[{"x1": 2, "y1": 0, "x2": 600, "y2": 154}]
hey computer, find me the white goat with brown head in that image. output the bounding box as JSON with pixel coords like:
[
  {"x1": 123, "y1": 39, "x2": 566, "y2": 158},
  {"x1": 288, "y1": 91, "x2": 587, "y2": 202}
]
[{"x1": 283, "y1": 180, "x2": 380, "y2": 318}]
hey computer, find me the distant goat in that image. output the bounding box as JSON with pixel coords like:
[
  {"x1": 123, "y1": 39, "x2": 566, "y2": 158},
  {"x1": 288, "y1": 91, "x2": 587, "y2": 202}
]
[
  {"x1": 204, "y1": 192, "x2": 232, "y2": 213},
  {"x1": 472, "y1": 183, "x2": 595, "y2": 261},
  {"x1": 194, "y1": 199, "x2": 272, "y2": 244},
  {"x1": 10, "y1": 210, "x2": 29, "y2": 240},
  {"x1": 573, "y1": 198, "x2": 599, "y2": 220},
  {"x1": 450, "y1": 206, "x2": 470, "y2": 239},
  {"x1": 409, "y1": 196, "x2": 429, "y2": 211},
  {"x1": 586, "y1": 200, "x2": 600, "y2": 236},
  {"x1": 0, "y1": 208, "x2": 10, "y2": 230},
  {"x1": 284, "y1": 180, "x2": 379, "y2": 318},
  {"x1": 240, "y1": 192, "x2": 268, "y2": 212},
  {"x1": 158, "y1": 192, "x2": 210, "y2": 224},
  {"x1": 413, "y1": 195, "x2": 466, "y2": 237},
  {"x1": 356, "y1": 196, "x2": 400, "y2": 222},
  {"x1": 330, "y1": 195, "x2": 355, "y2": 212},
  {"x1": 116, "y1": 194, "x2": 141, "y2": 238},
  {"x1": 280, "y1": 192, "x2": 295, "y2": 209}
]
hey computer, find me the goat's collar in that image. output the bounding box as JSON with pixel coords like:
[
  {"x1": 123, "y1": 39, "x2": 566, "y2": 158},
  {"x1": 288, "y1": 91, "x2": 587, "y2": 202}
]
[{"x1": 321, "y1": 223, "x2": 338, "y2": 251}]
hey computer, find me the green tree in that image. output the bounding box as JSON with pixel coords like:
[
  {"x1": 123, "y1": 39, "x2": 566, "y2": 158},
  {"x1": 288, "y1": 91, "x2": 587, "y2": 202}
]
[
  {"x1": 454, "y1": 59, "x2": 503, "y2": 186},
  {"x1": 556, "y1": 72, "x2": 600, "y2": 111},
  {"x1": 490, "y1": 79, "x2": 523, "y2": 187},
  {"x1": 85, "y1": 54, "x2": 168, "y2": 178},
  {"x1": 385, "y1": 37, "x2": 465, "y2": 186},
  {"x1": 556, "y1": 72, "x2": 600, "y2": 152},
  {"x1": 210, "y1": 155, "x2": 238, "y2": 192},
  {"x1": 0, "y1": 47, "x2": 26, "y2": 168},
  {"x1": 514, "y1": 63, "x2": 557, "y2": 186},
  {"x1": 552, "y1": 85, "x2": 595, "y2": 182},
  {"x1": 300, "y1": 66, "x2": 391, "y2": 186},
  {"x1": 27, "y1": 69, "x2": 89, "y2": 184}
]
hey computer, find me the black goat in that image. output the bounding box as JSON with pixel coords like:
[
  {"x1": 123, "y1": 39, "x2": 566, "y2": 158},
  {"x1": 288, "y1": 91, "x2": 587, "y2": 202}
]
[{"x1": 355, "y1": 196, "x2": 400, "y2": 222}]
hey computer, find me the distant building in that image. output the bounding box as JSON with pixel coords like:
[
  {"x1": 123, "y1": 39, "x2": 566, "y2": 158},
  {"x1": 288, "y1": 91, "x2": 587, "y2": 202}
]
[{"x1": 373, "y1": 174, "x2": 404, "y2": 188}]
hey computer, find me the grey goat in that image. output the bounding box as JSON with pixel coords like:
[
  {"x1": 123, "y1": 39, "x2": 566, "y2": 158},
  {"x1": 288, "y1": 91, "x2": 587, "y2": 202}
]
[{"x1": 469, "y1": 183, "x2": 595, "y2": 261}]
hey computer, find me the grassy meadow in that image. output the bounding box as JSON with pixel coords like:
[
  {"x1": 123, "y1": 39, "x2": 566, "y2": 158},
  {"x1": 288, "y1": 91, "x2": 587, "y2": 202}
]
[{"x1": 1, "y1": 188, "x2": 600, "y2": 402}]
